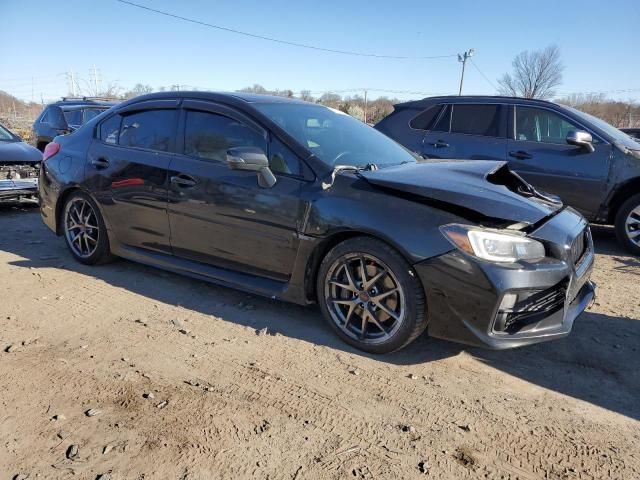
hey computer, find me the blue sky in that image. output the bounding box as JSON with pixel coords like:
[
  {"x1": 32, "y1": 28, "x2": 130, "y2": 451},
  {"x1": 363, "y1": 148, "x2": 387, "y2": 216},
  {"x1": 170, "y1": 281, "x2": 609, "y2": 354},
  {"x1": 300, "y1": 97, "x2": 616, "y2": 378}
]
[{"x1": 1, "y1": 0, "x2": 639, "y2": 102}]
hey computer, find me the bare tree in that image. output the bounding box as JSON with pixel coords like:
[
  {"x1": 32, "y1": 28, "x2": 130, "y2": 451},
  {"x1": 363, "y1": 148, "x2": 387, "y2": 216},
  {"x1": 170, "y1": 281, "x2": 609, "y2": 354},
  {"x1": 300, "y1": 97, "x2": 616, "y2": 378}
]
[
  {"x1": 238, "y1": 84, "x2": 268, "y2": 94},
  {"x1": 498, "y1": 45, "x2": 564, "y2": 99},
  {"x1": 299, "y1": 90, "x2": 315, "y2": 102},
  {"x1": 122, "y1": 83, "x2": 154, "y2": 99}
]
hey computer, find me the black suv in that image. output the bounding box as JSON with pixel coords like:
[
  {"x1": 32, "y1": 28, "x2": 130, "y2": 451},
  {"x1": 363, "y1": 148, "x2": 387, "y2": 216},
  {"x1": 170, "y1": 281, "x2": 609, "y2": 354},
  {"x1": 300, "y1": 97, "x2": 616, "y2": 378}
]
[
  {"x1": 376, "y1": 96, "x2": 640, "y2": 254},
  {"x1": 33, "y1": 97, "x2": 116, "y2": 151}
]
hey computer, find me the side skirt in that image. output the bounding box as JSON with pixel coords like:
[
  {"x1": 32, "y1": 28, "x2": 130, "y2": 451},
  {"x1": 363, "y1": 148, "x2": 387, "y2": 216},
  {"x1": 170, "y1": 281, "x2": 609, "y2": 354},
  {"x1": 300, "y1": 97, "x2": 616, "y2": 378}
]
[{"x1": 110, "y1": 243, "x2": 309, "y2": 305}]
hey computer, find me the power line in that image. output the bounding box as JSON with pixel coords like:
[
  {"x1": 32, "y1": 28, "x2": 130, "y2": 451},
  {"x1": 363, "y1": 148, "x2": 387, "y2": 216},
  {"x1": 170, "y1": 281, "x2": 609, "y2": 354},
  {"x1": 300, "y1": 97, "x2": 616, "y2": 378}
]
[
  {"x1": 469, "y1": 59, "x2": 498, "y2": 92},
  {"x1": 116, "y1": 0, "x2": 458, "y2": 60}
]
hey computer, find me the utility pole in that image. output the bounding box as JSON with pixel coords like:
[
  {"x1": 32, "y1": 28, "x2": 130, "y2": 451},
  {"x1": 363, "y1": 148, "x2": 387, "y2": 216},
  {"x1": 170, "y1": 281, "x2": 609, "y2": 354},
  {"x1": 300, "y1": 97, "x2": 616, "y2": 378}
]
[
  {"x1": 67, "y1": 68, "x2": 77, "y2": 97},
  {"x1": 364, "y1": 89, "x2": 368, "y2": 124},
  {"x1": 92, "y1": 64, "x2": 99, "y2": 96},
  {"x1": 457, "y1": 48, "x2": 475, "y2": 96}
]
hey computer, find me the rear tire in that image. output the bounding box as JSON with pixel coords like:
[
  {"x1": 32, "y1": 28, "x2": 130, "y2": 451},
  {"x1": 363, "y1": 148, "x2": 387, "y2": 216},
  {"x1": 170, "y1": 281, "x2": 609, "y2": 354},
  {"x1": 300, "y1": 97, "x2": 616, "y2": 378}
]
[
  {"x1": 62, "y1": 191, "x2": 113, "y2": 265},
  {"x1": 614, "y1": 193, "x2": 640, "y2": 256},
  {"x1": 317, "y1": 237, "x2": 427, "y2": 354}
]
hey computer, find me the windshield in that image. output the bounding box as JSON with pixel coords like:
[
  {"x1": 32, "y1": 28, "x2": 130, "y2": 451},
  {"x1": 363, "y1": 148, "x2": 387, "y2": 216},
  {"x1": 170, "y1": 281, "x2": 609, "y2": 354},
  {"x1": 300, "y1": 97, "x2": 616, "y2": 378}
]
[
  {"x1": 566, "y1": 106, "x2": 640, "y2": 149},
  {"x1": 254, "y1": 103, "x2": 417, "y2": 168},
  {"x1": 0, "y1": 124, "x2": 16, "y2": 142}
]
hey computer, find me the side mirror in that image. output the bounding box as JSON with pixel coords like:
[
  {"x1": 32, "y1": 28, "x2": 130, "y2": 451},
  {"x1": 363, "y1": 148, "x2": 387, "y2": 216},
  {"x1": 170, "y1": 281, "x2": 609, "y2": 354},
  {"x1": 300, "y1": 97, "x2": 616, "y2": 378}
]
[
  {"x1": 226, "y1": 146, "x2": 277, "y2": 188},
  {"x1": 566, "y1": 130, "x2": 595, "y2": 153}
]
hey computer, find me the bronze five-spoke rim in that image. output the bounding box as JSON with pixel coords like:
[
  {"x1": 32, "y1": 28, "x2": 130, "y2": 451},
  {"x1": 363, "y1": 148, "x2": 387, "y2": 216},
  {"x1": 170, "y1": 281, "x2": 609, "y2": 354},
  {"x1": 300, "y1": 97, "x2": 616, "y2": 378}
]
[
  {"x1": 625, "y1": 205, "x2": 640, "y2": 247},
  {"x1": 324, "y1": 253, "x2": 405, "y2": 345},
  {"x1": 64, "y1": 197, "x2": 99, "y2": 258}
]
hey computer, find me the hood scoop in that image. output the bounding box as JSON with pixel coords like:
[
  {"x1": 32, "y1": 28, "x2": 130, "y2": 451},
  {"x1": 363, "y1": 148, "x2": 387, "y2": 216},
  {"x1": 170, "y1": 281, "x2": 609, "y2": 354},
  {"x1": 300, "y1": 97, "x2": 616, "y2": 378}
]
[{"x1": 360, "y1": 160, "x2": 562, "y2": 225}]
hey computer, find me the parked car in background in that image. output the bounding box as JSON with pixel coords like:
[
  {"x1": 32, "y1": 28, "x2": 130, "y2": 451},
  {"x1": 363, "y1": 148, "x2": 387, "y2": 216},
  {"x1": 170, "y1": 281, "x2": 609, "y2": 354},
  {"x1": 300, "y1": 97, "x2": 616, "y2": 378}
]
[
  {"x1": 621, "y1": 128, "x2": 640, "y2": 141},
  {"x1": 39, "y1": 92, "x2": 594, "y2": 353},
  {"x1": 0, "y1": 122, "x2": 41, "y2": 202},
  {"x1": 33, "y1": 97, "x2": 116, "y2": 151},
  {"x1": 376, "y1": 96, "x2": 640, "y2": 254}
]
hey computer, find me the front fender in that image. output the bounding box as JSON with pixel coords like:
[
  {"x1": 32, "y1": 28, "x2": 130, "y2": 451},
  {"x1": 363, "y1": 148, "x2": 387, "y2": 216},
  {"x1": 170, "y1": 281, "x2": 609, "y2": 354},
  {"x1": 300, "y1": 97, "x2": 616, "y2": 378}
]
[{"x1": 302, "y1": 177, "x2": 458, "y2": 264}]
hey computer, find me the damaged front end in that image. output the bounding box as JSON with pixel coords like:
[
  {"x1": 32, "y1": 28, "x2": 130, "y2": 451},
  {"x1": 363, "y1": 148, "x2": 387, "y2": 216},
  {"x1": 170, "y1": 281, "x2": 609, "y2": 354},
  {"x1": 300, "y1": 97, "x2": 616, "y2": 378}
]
[{"x1": 0, "y1": 161, "x2": 40, "y2": 202}]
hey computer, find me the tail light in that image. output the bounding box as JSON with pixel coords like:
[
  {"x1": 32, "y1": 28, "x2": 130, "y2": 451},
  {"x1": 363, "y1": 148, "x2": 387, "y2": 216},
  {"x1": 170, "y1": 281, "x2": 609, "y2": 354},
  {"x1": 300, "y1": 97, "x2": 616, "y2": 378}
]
[{"x1": 43, "y1": 142, "x2": 61, "y2": 162}]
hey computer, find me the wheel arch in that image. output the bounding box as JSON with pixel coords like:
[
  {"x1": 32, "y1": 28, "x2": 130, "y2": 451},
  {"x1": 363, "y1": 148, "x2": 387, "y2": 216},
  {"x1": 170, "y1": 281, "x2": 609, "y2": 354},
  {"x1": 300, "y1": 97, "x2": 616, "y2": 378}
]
[
  {"x1": 55, "y1": 186, "x2": 112, "y2": 236},
  {"x1": 303, "y1": 229, "x2": 420, "y2": 303},
  {"x1": 607, "y1": 177, "x2": 640, "y2": 224}
]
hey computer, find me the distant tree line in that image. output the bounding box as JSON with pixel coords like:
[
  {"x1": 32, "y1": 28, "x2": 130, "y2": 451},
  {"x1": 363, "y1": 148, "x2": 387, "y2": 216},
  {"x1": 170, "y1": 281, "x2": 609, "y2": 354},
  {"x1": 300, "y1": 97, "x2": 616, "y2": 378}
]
[{"x1": 557, "y1": 93, "x2": 640, "y2": 128}]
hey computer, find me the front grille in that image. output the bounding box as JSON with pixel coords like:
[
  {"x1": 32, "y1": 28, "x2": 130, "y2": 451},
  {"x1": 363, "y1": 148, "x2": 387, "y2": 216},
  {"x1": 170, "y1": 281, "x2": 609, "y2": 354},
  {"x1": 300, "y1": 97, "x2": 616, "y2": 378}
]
[
  {"x1": 570, "y1": 229, "x2": 588, "y2": 266},
  {"x1": 494, "y1": 280, "x2": 568, "y2": 334}
]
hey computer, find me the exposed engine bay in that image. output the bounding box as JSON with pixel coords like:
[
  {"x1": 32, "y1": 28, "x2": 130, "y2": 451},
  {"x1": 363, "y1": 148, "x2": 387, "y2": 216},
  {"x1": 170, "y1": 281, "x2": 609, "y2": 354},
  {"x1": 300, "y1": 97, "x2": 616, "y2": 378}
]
[{"x1": 0, "y1": 161, "x2": 40, "y2": 201}]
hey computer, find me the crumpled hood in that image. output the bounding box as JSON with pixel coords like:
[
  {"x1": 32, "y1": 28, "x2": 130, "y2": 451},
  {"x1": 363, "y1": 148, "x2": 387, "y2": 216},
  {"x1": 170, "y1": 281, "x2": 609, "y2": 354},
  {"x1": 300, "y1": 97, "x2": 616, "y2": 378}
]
[
  {"x1": 360, "y1": 160, "x2": 562, "y2": 225},
  {"x1": 0, "y1": 141, "x2": 42, "y2": 163}
]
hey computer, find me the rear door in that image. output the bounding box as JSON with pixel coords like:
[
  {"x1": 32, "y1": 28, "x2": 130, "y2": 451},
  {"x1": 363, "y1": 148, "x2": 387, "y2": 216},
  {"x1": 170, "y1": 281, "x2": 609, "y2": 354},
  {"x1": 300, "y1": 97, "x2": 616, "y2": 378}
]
[
  {"x1": 421, "y1": 103, "x2": 508, "y2": 160},
  {"x1": 85, "y1": 100, "x2": 178, "y2": 253},
  {"x1": 505, "y1": 105, "x2": 611, "y2": 218},
  {"x1": 167, "y1": 100, "x2": 307, "y2": 280}
]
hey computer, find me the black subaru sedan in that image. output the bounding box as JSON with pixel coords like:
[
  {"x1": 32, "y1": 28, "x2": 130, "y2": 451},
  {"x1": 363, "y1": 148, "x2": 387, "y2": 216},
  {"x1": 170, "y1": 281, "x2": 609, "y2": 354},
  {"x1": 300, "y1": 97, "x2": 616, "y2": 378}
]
[{"x1": 39, "y1": 92, "x2": 595, "y2": 353}]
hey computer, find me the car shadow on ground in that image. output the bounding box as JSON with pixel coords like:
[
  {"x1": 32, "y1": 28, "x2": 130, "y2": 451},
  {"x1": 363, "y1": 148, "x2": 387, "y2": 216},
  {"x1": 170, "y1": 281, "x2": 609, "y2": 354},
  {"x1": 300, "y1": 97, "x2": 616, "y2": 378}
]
[{"x1": 1, "y1": 206, "x2": 639, "y2": 420}]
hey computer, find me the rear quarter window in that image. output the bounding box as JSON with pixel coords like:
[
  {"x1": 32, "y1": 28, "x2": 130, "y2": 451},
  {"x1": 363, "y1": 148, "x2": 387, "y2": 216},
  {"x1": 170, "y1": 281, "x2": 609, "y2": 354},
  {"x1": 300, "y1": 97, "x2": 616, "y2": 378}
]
[
  {"x1": 376, "y1": 108, "x2": 423, "y2": 138},
  {"x1": 409, "y1": 105, "x2": 443, "y2": 130}
]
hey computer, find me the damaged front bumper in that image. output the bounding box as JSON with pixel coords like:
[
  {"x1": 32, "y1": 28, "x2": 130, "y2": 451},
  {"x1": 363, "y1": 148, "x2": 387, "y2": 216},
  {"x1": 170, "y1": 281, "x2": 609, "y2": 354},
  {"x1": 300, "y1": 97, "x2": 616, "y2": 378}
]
[
  {"x1": 0, "y1": 178, "x2": 39, "y2": 200},
  {"x1": 416, "y1": 208, "x2": 596, "y2": 349},
  {"x1": 0, "y1": 163, "x2": 39, "y2": 201}
]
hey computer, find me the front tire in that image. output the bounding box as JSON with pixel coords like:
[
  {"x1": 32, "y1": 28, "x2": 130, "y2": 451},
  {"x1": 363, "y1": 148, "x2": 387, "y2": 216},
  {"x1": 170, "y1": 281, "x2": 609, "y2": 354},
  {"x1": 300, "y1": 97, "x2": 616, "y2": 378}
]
[
  {"x1": 317, "y1": 237, "x2": 427, "y2": 354},
  {"x1": 62, "y1": 192, "x2": 112, "y2": 265},
  {"x1": 614, "y1": 193, "x2": 640, "y2": 256}
]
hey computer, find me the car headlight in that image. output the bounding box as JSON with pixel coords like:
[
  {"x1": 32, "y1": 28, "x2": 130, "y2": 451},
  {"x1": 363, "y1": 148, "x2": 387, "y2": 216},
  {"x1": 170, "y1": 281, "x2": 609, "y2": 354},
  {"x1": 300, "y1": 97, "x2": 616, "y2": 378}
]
[{"x1": 440, "y1": 224, "x2": 546, "y2": 263}]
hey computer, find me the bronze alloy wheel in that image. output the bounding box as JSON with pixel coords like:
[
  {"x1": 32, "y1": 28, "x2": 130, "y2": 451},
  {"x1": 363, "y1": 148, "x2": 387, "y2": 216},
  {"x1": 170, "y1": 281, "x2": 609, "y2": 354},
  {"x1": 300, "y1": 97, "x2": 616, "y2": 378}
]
[
  {"x1": 624, "y1": 205, "x2": 640, "y2": 248},
  {"x1": 64, "y1": 196, "x2": 100, "y2": 259},
  {"x1": 324, "y1": 252, "x2": 406, "y2": 345}
]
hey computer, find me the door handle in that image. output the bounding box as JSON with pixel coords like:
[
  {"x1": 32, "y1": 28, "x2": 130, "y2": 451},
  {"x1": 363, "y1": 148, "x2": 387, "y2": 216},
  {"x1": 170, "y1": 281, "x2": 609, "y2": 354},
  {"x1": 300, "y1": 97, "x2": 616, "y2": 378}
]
[
  {"x1": 170, "y1": 174, "x2": 197, "y2": 188},
  {"x1": 430, "y1": 140, "x2": 449, "y2": 148},
  {"x1": 509, "y1": 150, "x2": 533, "y2": 160},
  {"x1": 90, "y1": 157, "x2": 110, "y2": 169}
]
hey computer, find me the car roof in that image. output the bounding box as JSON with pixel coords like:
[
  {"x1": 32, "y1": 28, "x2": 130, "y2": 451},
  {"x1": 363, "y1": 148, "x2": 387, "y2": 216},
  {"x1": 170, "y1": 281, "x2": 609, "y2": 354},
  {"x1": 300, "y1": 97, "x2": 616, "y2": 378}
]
[
  {"x1": 60, "y1": 104, "x2": 114, "y2": 112},
  {"x1": 394, "y1": 95, "x2": 559, "y2": 110},
  {"x1": 49, "y1": 98, "x2": 117, "y2": 108},
  {"x1": 116, "y1": 90, "x2": 312, "y2": 109}
]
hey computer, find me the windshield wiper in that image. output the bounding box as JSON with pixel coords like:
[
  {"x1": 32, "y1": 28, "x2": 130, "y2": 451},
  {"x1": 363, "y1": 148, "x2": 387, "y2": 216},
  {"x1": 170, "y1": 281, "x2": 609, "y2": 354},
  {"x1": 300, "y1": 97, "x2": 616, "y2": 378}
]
[{"x1": 322, "y1": 163, "x2": 378, "y2": 190}]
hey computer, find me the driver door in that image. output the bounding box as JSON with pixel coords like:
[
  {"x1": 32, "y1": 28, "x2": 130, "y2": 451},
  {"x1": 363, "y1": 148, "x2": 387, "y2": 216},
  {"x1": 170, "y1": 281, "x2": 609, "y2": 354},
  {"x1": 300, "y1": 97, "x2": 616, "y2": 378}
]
[
  {"x1": 167, "y1": 101, "x2": 307, "y2": 280},
  {"x1": 506, "y1": 105, "x2": 611, "y2": 218}
]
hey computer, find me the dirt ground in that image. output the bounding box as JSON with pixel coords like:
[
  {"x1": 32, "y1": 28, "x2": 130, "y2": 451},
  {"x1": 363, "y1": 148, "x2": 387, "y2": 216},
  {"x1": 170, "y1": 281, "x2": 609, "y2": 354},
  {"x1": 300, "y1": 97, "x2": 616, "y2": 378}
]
[{"x1": 1, "y1": 204, "x2": 639, "y2": 480}]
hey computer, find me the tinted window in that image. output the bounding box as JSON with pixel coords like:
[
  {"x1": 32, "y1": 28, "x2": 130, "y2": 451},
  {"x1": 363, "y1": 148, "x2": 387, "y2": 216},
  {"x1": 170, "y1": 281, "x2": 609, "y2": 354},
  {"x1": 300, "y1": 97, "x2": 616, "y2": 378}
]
[
  {"x1": 450, "y1": 104, "x2": 500, "y2": 137},
  {"x1": 431, "y1": 104, "x2": 451, "y2": 132},
  {"x1": 83, "y1": 108, "x2": 107, "y2": 124},
  {"x1": 100, "y1": 114, "x2": 122, "y2": 144},
  {"x1": 119, "y1": 109, "x2": 176, "y2": 152},
  {"x1": 46, "y1": 106, "x2": 66, "y2": 127},
  {"x1": 40, "y1": 109, "x2": 50, "y2": 123},
  {"x1": 515, "y1": 107, "x2": 579, "y2": 144},
  {"x1": 0, "y1": 124, "x2": 14, "y2": 141},
  {"x1": 184, "y1": 110, "x2": 266, "y2": 162},
  {"x1": 409, "y1": 105, "x2": 442, "y2": 130},
  {"x1": 269, "y1": 136, "x2": 301, "y2": 176},
  {"x1": 63, "y1": 110, "x2": 82, "y2": 127}
]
